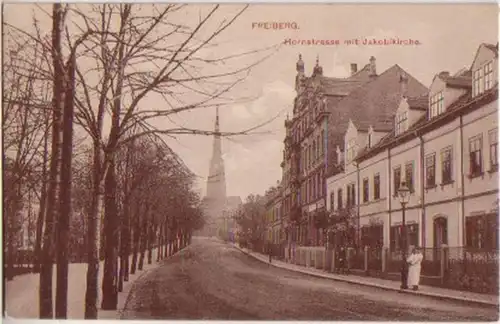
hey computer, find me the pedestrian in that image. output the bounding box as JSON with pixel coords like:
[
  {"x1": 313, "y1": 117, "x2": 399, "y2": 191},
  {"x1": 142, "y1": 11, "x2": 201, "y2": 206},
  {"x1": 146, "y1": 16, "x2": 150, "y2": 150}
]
[
  {"x1": 406, "y1": 246, "x2": 423, "y2": 291},
  {"x1": 267, "y1": 242, "x2": 273, "y2": 263},
  {"x1": 337, "y1": 246, "x2": 347, "y2": 274}
]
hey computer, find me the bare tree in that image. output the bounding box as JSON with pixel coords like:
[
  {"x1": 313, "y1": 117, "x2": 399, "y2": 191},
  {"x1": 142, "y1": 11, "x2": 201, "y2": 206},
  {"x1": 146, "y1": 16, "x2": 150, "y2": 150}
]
[{"x1": 5, "y1": 2, "x2": 279, "y2": 318}]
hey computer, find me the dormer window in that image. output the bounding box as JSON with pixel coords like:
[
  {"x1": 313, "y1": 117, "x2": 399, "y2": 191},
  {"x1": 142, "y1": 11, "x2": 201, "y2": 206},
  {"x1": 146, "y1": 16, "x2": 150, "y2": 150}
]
[
  {"x1": 473, "y1": 60, "x2": 494, "y2": 97},
  {"x1": 395, "y1": 111, "x2": 408, "y2": 136},
  {"x1": 484, "y1": 61, "x2": 494, "y2": 92},
  {"x1": 473, "y1": 67, "x2": 484, "y2": 97},
  {"x1": 429, "y1": 91, "x2": 444, "y2": 119}
]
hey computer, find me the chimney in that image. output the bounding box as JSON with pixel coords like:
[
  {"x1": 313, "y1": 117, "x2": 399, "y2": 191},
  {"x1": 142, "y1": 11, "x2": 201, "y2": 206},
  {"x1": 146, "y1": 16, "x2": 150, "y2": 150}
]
[
  {"x1": 400, "y1": 72, "x2": 408, "y2": 98},
  {"x1": 350, "y1": 63, "x2": 358, "y2": 76},
  {"x1": 369, "y1": 56, "x2": 377, "y2": 79},
  {"x1": 438, "y1": 71, "x2": 450, "y2": 79}
]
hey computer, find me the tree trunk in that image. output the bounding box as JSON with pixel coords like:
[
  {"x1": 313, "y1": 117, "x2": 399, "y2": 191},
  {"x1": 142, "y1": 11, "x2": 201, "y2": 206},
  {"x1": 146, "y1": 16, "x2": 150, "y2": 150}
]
[
  {"x1": 118, "y1": 202, "x2": 130, "y2": 291},
  {"x1": 138, "y1": 206, "x2": 149, "y2": 271},
  {"x1": 124, "y1": 203, "x2": 134, "y2": 280},
  {"x1": 101, "y1": 157, "x2": 119, "y2": 310},
  {"x1": 157, "y1": 222, "x2": 163, "y2": 262},
  {"x1": 147, "y1": 222, "x2": 155, "y2": 265},
  {"x1": 55, "y1": 50, "x2": 76, "y2": 319},
  {"x1": 34, "y1": 111, "x2": 49, "y2": 273},
  {"x1": 130, "y1": 204, "x2": 141, "y2": 275},
  {"x1": 163, "y1": 225, "x2": 170, "y2": 258},
  {"x1": 39, "y1": 4, "x2": 64, "y2": 318}
]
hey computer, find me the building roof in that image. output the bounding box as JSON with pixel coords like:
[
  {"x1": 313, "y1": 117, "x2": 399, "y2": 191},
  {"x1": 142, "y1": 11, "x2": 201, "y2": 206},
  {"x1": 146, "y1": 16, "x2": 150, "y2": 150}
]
[
  {"x1": 444, "y1": 75, "x2": 472, "y2": 89},
  {"x1": 483, "y1": 42, "x2": 499, "y2": 56},
  {"x1": 407, "y1": 95, "x2": 429, "y2": 111},
  {"x1": 328, "y1": 64, "x2": 429, "y2": 145},
  {"x1": 354, "y1": 86, "x2": 499, "y2": 162},
  {"x1": 319, "y1": 64, "x2": 372, "y2": 96}
]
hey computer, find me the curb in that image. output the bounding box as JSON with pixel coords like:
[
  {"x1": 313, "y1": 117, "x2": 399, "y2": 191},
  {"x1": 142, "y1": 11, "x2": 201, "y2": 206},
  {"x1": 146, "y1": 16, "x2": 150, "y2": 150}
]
[{"x1": 232, "y1": 244, "x2": 498, "y2": 309}]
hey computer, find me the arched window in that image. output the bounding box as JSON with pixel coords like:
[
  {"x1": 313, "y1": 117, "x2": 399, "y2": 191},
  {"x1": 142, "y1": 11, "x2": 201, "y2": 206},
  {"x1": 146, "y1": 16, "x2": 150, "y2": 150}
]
[{"x1": 312, "y1": 141, "x2": 316, "y2": 162}]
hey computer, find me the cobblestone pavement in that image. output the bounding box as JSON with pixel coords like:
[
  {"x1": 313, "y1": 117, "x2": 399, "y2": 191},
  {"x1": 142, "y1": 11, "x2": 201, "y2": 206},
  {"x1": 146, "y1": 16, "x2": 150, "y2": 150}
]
[{"x1": 121, "y1": 237, "x2": 498, "y2": 321}]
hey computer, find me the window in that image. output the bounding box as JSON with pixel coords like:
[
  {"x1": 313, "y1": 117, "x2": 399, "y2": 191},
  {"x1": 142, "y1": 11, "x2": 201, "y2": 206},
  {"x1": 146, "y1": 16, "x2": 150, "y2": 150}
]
[
  {"x1": 425, "y1": 153, "x2": 436, "y2": 187},
  {"x1": 337, "y1": 189, "x2": 343, "y2": 209},
  {"x1": 311, "y1": 174, "x2": 318, "y2": 200},
  {"x1": 363, "y1": 178, "x2": 369, "y2": 203},
  {"x1": 441, "y1": 147, "x2": 453, "y2": 184},
  {"x1": 318, "y1": 172, "x2": 322, "y2": 197},
  {"x1": 309, "y1": 178, "x2": 313, "y2": 201},
  {"x1": 395, "y1": 111, "x2": 408, "y2": 135},
  {"x1": 373, "y1": 174, "x2": 380, "y2": 200},
  {"x1": 390, "y1": 224, "x2": 419, "y2": 251},
  {"x1": 312, "y1": 141, "x2": 316, "y2": 162},
  {"x1": 473, "y1": 67, "x2": 485, "y2": 97},
  {"x1": 489, "y1": 128, "x2": 498, "y2": 171},
  {"x1": 469, "y1": 135, "x2": 483, "y2": 177},
  {"x1": 466, "y1": 214, "x2": 498, "y2": 250},
  {"x1": 320, "y1": 132, "x2": 325, "y2": 155},
  {"x1": 393, "y1": 166, "x2": 401, "y2": 196},
  {"x1": 304, "y1": 181, "x2": 308, "y2": 203},
  {"x1": 303, "y1": 148, "x2": 306, "y2": 172},
  {"x1": 316, "y1": 135, "x2": 320, "y2": 159},
  {"x1": 346, "y1": 185, "x2": 351, "y2": 207},
  {"x1": 350, "y1": 183, "x2": 356, "y2": 206},
  {"x1": 484, "y1": 61, "x2": 494, "y2": 92},
  {"x1": 405, "y1": 162, "x2": 414, "y2": 192},
  {"x1": 307, "y1": 145, "x2": 314, "y2": 168},
  {"x1": 330, "y1": 192, "x2": 335, "y2": 210},
  {"x1": 368, "y1": 133, "x2": 372, "y2": 148},
  {"x1": 429, "y1": 91, "x2": 444, "y2": 119}
]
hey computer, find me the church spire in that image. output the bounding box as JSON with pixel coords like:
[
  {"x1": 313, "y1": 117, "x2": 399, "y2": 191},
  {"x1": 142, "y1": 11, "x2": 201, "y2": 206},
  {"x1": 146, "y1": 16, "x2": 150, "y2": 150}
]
[
  {"x1": 215, "y1": 105, "x2": 220, "y2": 133},
  {"x1": 207, "y1": 106, "x2": 226, "y2": 201}
]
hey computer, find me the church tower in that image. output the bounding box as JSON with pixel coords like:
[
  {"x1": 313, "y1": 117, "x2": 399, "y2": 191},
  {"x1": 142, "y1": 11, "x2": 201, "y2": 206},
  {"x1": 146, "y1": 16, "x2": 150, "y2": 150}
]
[
  {"x1": 199, "y1": 106, "x2": 242, "y2": 238},
  {"x1": 206, "y1": 106, "x2": 227, "y2": 201}
]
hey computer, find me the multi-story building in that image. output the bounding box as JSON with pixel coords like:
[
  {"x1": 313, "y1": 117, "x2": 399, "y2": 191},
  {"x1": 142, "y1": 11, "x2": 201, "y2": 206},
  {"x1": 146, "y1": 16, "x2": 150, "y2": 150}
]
[
  {"x1": 326, "y1": 42, "x2": 499, "y2": 250},
  {"x1": 265, "y1": 183, "x2": 283, "y2": 245},
  {"x1": 281, "y1": 54, "x2": 427, "y2": 247}
]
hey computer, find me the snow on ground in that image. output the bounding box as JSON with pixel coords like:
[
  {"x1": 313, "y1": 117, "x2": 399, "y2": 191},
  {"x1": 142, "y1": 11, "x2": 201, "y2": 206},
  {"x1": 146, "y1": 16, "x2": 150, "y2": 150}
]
[{"x1": 5, "y1": 248, "x2": 165, "y2": 319}]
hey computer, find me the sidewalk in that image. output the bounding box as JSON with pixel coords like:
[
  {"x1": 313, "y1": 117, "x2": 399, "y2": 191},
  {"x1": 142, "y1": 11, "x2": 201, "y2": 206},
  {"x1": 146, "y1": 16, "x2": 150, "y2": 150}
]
[{"x1": 232, "y1": 244, "x2": 499, "y2": 309}]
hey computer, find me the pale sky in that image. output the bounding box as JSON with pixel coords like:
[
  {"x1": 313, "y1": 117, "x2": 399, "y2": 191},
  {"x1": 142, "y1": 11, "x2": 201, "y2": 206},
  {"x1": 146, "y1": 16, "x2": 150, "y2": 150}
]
[{"x1": 3, "y1": 4, "x2": 498, "y2": 201}]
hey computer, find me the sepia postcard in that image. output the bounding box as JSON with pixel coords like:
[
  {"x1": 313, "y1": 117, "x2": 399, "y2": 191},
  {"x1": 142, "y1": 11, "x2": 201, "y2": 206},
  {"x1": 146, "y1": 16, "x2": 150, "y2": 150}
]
[{"x1": 2, "y1": 2, "x2": 499, "y2": 321}]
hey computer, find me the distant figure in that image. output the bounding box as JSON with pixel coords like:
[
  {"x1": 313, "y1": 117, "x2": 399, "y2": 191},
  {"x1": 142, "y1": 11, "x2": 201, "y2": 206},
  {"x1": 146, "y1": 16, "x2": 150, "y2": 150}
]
[
  {"x1": 337, "y1": 246, "x2": 347, "y2": 274},
  {"x1": 267, "y1": 243, "x2": 273, "y2": 263},
  {"x1": 406, "y1": 247, "x2": 423, "y2": 290}
]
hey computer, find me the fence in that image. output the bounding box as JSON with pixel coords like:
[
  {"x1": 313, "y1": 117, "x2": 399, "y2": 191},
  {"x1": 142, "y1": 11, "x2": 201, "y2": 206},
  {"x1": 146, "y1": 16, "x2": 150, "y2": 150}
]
[
  {"x1": 348, "y1": 248, "x2": 365, "y2": 271},
  {"x1": 445, "y1": 247, "x2": 499, "y2": 294},
  {"x1": 253, "y1": 244, "x2": 499, "y2": 295}
]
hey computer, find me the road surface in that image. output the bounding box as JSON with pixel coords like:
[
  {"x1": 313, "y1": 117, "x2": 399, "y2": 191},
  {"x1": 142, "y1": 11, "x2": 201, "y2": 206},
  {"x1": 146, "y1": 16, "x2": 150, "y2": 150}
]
[{"x1": 121, "y1": 237, "x2": 498, "y2": 321}]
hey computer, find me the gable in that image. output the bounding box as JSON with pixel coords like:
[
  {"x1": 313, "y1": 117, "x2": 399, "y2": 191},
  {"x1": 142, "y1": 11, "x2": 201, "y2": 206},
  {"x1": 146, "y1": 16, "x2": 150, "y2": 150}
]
[
  {"x1": 345, "y1": 119, "x2": 358, "y2": 139},
  {"x1": 429, "y1": 75, "x2": 446, "y2": 97},
  {"x1": 471, "y1": 44, "x2": 497, "y2": 71}
]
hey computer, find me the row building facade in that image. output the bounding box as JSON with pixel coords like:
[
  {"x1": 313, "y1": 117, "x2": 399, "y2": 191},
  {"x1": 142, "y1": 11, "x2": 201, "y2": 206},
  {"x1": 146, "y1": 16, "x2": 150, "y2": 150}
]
[
  {"x1": 325, "y1": 43, "x2": 499, "y2": 251},
  {"x1": 279, "y1": 54, "x2": 428, "y2": 247}
]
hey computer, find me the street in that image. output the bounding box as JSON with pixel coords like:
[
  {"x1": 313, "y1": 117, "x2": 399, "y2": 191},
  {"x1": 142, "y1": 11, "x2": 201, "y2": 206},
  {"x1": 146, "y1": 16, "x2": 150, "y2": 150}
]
[{"x1": 121, "y1": 238, "x2": 498, "y2": 321}]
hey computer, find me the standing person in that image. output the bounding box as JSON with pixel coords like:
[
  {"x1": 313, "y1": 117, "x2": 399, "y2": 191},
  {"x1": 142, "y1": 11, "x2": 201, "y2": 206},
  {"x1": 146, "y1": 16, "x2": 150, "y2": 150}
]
[
  {"x1": 267, "y1": 242, "x2": 272, "y2": 263},
  {"x1": 407, "y1": 247, "x2": 423, "y2": 290},
  {"x1": 338, "y1": 246, "x2": 347, "y2": 274}
]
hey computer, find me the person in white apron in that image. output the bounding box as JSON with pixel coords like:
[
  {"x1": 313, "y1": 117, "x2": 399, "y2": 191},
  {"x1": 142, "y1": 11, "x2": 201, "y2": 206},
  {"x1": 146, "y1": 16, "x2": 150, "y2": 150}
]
[{"x1": 406, "y1": 247, "x2": 423, "y2": 290}]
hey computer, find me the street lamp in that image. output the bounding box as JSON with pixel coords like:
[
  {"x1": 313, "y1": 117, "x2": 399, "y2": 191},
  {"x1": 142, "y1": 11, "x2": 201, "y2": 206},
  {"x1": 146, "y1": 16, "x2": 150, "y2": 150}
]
[{"x1": 398, "y1": 181, "x2": 411, "y2": 290}]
